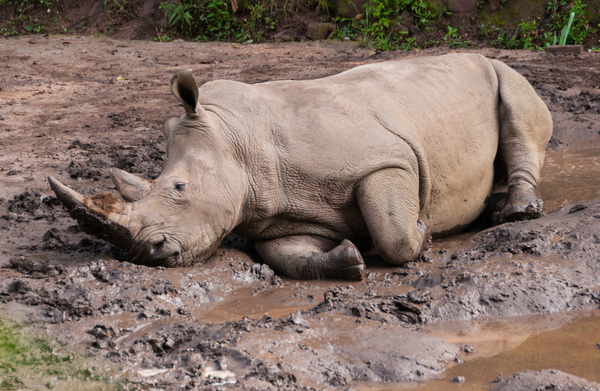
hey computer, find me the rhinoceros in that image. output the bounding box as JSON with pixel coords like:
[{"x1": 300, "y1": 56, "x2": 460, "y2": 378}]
[{"x1": 49, "y1": 53, "x2": 552, "y2": 280}]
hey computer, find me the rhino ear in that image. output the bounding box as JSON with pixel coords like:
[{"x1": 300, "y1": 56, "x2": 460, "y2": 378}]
[
  {"x1": 109, "y1": 168, "x2": 153, "y2": 202},
  {"x1": 163, "y1": 116, "x2": 179, "y2": 140},
  {"x1": 171, "y1": 69, "x2": 201, "y2": 115}
]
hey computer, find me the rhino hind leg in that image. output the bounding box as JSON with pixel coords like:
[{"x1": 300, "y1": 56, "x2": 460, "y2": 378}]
[
  {"x1": 490, "y1": 59, "x2": 553, "y2": 225},
  {"x1": 255, "y1": 236, "x2": 365, "y2": 281}
]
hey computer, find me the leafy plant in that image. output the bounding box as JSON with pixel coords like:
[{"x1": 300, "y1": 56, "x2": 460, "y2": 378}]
[
  {"x1": 331, "y1": 0, "x2": 442, "y2": 51},
  {"x1": 160, "y1": 2, "x2": 193, "y2": 32},
  {"x1": 559, "y1": 11, "x2": 575, "y2": 45},
  {"x1": 546, "y1": 0, "x2": 596, "y2": 45},
  {"x1": 442, "y1": 25, "x2": 470, "y2": 48}
]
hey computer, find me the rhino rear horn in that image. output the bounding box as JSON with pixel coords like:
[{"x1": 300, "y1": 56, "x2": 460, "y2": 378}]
[
  {"x1": 110, "y1": 168, "x2": 153, "y2": 202},
  {"x1": 171, "y1": 69, "x2": 200, "y2": 115}
]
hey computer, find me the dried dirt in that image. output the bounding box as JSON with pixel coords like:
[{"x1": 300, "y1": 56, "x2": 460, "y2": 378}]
[{"x1": 1, "y1": 36, "x2": 600, "y2": 390}]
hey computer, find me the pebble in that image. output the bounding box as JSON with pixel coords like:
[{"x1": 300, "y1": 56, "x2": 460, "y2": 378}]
[{"x1": 451, "y1": 376, "x2": 465, "y2": 384}]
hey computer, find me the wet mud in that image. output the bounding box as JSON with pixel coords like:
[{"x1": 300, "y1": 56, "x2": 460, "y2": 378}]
[{"x1": 1, "y1": 36, "x2": 600, "y2": 389}]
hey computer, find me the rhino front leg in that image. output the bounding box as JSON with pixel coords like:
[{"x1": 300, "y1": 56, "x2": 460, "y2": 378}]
[
  {"x1": 255, "y1": 235, "x2": 365, "y2": 281},
  {"x1": 356, "y1": 168, "x2": 429, "y2": 265}
]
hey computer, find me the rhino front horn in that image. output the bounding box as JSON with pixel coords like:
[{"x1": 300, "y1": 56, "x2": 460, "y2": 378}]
[
  {"x1": 48, "y1": 176, "x2": 84, "y2": 210},
  {"x1": 48, "y1": 176, "x2": 135, "y2": 251}
]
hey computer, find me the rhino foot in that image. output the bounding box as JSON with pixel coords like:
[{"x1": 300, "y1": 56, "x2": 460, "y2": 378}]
[
  {"x1": 328, "y1": 239, "x2": 366, "y2": 281},
  {"x1": 256, "y1": 236, "x2": 366, "y2": 281},
  {"x1": 491, "y1": 183, "x2": 544, "y2": 225}
]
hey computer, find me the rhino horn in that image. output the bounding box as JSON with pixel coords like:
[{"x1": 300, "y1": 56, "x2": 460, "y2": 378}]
[
  {"x1": 48, "y1": 176, "x2": 85, "y2": 210},
  {"x1": 48, "y1": 176, "x2": 135, "y2": 251},
  {"x1": 109, "y1": 168, "x2": 153, "y2": 202}
]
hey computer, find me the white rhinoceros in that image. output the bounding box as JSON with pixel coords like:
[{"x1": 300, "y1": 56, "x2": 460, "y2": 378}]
[{"x1": 49, "y1": 53, "x2": 552, "y2": 280}]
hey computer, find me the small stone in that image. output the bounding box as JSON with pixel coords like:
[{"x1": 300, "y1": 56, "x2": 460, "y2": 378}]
[
  {"x1": 306, "y1": 22, "x2": 335, "y2": 40},
  {"x1": 493, "y1": 373, "x2": 503, "y2": 383},
  {"x1": 461, "y1": 344, "x2": 476, "y2": 354},
  {"x1": 451, "y1": 376, "x2": 465, "y2": 384}
]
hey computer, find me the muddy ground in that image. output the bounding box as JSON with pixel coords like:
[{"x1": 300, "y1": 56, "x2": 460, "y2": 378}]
[{"x1": 1, "y1": 36, "x2": 600, "y2": 390}]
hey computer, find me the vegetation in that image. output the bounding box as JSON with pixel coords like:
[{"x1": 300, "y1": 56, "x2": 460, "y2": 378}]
[
  {"x1": 0, "y1": 0, "x2": 58, "y2": 35},
  {"x1": 0, "y1": 0, "x2": 598, "y2": 51},
  {"x1": 0, "y1": 318, "x2": 138, "y2": 390},
  {"x1": 478, "y1": 0, "x2": 597, "y2": 50},
  {"x1": 157, "y1": 0, "x2": 278, "y2": 42},
  {"x1": 547, "y1": 0, "x2": 596, "y2": 45}
]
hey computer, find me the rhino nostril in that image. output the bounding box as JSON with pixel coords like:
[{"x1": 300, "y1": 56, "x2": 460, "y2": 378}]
[
  {"x1": 148, "y1": 236, "x2": 180, "y2": 258},
  {"x1": 149, "y1": 236, "x2": 167, "y2": 255}
]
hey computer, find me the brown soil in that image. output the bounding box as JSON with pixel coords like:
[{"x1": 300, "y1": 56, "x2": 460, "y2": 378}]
[{"x1": 1, "y1": 35, "x2": 600, "y2": 390}]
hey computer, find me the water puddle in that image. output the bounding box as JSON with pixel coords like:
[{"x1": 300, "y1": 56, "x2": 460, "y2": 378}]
[
  {"x1": 414, "y1": 310, "x2": 600, "y2": 390},
  {"x1": 540, "y1": 148, "x2": 600, "y2": 212}
]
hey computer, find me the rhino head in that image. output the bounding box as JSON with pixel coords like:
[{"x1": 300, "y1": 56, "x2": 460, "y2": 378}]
[{"x1": 49, "y1": 70, "x2": 246, "y2": 267}]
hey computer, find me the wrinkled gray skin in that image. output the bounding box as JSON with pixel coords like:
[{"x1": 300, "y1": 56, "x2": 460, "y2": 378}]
[{"x1": 49, "y1": 54, "x2": 552, "y2": 280}]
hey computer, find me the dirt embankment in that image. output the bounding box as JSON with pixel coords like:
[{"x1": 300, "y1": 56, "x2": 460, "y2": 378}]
[{"x1": 1, "y1": 36, "x2": 600, "y2": 389}]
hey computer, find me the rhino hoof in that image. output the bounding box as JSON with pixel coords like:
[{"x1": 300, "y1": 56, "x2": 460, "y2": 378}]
[
  {"x1": 332, "y1": 240, "x2": 366, "y2": 281},
  {"x1": 495, "y1": 184, "x2": 544, "y2": 225},
  {"x1": 339, "y1": 263, "x2": 366, "y2": 281}
]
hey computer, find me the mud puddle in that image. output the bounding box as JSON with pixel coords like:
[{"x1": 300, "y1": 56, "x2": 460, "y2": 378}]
[
  {"x1": 414, "y1": 310, "x2": 600, "y2": 390},
  {"x1": 540, "y1": 148, "x2": 600, "y2": 212}
]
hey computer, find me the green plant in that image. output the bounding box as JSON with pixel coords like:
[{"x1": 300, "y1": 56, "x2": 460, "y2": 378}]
[
  {"x1": 331, "y1": 0, "x2": 439, "y2": 51},
  {"x1": 559, "y1": 11, "x2": 575, "y2": 45},
  {"x1": 0, "y1": 318, "x2": 137, "y2": 389},
  {"x1": 546, "y1": 0, "x2": 596, "y2": 45},
  {"x1": 516, "y1": 19, "x2": 539, "y2": 49},
  {"x1": 158, "y1": 0, "x2": 280, "y2": 42},
  {"x1": 160, "y1": 1, "x2": 193, "y2": 32},
  {"x1": 442, "y1": 25, "x2": 470, "y2": 48}
]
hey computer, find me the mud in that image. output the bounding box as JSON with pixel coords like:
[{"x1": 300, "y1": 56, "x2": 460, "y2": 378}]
[
  {"x1": 493, "y1": 369, "x2": 600, "y2": 391},
  {"x1": 1, "y1": 36, "x2": 600, "y2": 389}
]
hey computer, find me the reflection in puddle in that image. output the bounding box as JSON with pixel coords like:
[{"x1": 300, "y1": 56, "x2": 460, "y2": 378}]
[
  {"x1": 415, "y1": 311, "x2": 600, "y2": 390},
  {"x1": 540, "y1": 148, "x2": 600, "y2": 212}
]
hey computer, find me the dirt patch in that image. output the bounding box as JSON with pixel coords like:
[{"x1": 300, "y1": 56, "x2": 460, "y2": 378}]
[{"x1": 1, "y1": 36, "x2": 600, "y2": 389}]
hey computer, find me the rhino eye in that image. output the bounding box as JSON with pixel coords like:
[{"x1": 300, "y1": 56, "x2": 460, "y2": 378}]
[{"x1": 174, "y1": 183, "x2": 186, "y2": 191}]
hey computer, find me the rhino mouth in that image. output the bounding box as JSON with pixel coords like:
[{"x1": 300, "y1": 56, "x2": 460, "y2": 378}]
[{"x1": 129, "y1": 234, "x2": 194, "y2": 268}]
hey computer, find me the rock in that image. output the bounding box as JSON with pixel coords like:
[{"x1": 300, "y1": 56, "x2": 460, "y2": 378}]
[
  {"x1": 335, "y1": 0, "x2": 370, "y2": 19},
  {"x1": 493, "y1": 373, "x2": 503, "y2": 383},
  {"x1": 451, "y1": 376, "x2": 466, "y2": 383},
  {"x1": 461, "y1": 344, "x2": 476, "y2": 354},
  {"x1": 399, "y1": 10, "x2": 414, "y2": 28},
  {"x1": 547, "y1": 45, "x2": 584, "y2": 55},
  {"x1": 447, "y1": 0, "x2": 477, "y2": 14},
  {"x1": 306, "y1": 22, "x2": 335, "y2": 41}
]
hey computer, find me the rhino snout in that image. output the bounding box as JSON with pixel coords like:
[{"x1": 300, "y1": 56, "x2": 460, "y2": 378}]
[{"x1": 140, "y1": 235, "x2": 183, "y2": 267}]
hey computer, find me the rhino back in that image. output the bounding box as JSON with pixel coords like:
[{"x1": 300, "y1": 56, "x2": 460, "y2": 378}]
[{"x1": 198, "y1": 54, "x2": 500, "y2": 238}]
